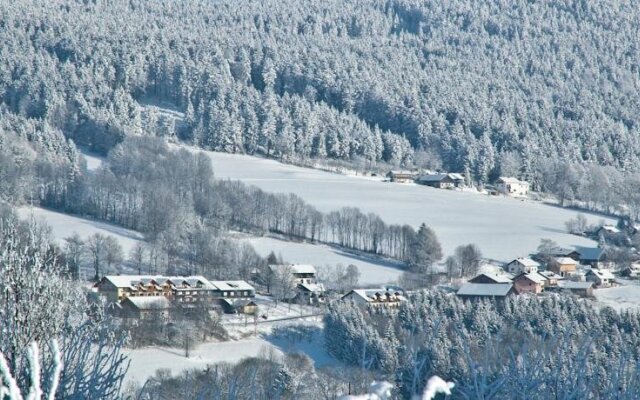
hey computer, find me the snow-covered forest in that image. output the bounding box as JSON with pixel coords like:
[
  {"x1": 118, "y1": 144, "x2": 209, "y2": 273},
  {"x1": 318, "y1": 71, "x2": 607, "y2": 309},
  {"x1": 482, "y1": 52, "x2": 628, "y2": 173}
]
[
  {"x1": 2, "y1": 0, "x2": 640, "y2": 195},
  {"x1": 326, "y1": 292, "x2": 640, "y2": 398}
]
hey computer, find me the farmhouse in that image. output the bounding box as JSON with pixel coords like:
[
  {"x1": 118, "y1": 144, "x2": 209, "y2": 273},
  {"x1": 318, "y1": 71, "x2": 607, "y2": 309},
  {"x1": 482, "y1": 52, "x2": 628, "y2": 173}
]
[
  {"x1": 416, "y1": 173, "x2": 465, "y2": 189},
  {"x1": 555, "y1": 281, "x2": 594, "y2": 297},
  {"x1": 268, "y1": 264, "x2": 325, "y2": 304},
  {"x1": 586, "y1": 269, "x2": 616, "y2": 288},
  {"x1": 120, "y1": 296, "x2": 172, "y2": 320},
  {"x1": 505, "y1": 258, "x2": 540, "y2": 275},
  {"x1": 548, "y1": 257, "x2": 578, "y2": 277},
  {"x1": 469, "y1": 273, "x2": 513, "y2": 284},
  {"x1": 538, "y1": 270, "x2": 563, "y2": 286},
  {"x1": 386, "y1": 170, "x2": 415, "y2": 183},
  {"x1": 342, "y1": 288, "x2": 406, "y2": 308},
  {"x1": 577, "y1": 247, "x2": 612, "y2": 269},
  {"x1": 495, "y1": 177, "x2": 530, "y2": 197},
  {"x1": 596, "y1": 225, "x2": 621, "y2": 236},
  {"x1": 512, "y1": 273, "x2": 546, "y2": 294},
  {"x1": 456, "y1": 283, "x2": 515, "y2": 300}
]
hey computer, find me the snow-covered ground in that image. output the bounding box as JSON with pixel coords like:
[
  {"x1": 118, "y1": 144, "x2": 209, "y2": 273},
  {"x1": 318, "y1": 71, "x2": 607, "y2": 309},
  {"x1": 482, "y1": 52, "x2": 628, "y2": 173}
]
[
  {"x1": 16, "y1": 206, "x2": 144, "y2": 255},
  {"x1": 594, "y1": 280, "x2": 640, "y2": 311},
  {"x1": 125, "y1": 339, "x2": 277, "y2": 384},
  {"x1": 237, "y1": 234, "x2": 404, "y2": 285},
  {"x1": 202, "y1": 150, "x2": 614, "y2": 262},
  {"x1": 78, "y1": 148, "x2": 105, "y2": 171}
]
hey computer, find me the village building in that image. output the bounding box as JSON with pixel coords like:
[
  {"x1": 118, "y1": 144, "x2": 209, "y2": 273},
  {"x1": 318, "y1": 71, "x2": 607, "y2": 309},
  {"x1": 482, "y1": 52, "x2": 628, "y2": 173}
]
[
  {"x1": 416, "y1": 173, "x2": 465, "y2": 189},
  {"x1": 120, "y1": 296, "x2": 172, "y2": 320},
  {"x1": 586, "y1": 269, "x2": 616, "y2": 288},
  {"x1": 538, "y1": 270, "x2": 563, "y2": 286},
  {"x1": 549, "y1": 247, "x2": 581, "y2": 261},
  {"x1": 94, "y1": 275, "x2": 218, "y2": 303},
  {"x1": 554, "y1": 281, "x2": 594, "y2": 297},
  {"x1": 456, "y1": 283, "x2": 515, "y2": 300},
  {"x1": 505, "y1": 258, "x2": 540, "y2": 275},
  {"x1": 342, "y1": 288, "x2": 406, "y2": 308},
  {"x1": 621, "y1": 262, "x2": 640, "y2": 278},
  {"x1": 268, "y1": 264, "x2": 325, "y2": 304},
  {"x1": 386, "y1": 170, "x2": 416, "y2": 183},
  {"x1": 596, "y1": 225, "x2": 621, "y2": 237},
  {"x1": 469, "y1": 272, "x2": 513, "y2": 284},
  {"x1": 577, "y1": 247, "x2": 613, "y2": 269},
  {"x1": 512, "y1": 273, "x2": 546, "y2": 294},
  {"x1": 94, "y1": 275, "x2": 257, "y2": 315},
  {"x1": 548, "y1": 257, "x2": 578, "y2": 277},
  {"x1": 495, "y1": 177, "x2": 530, "y2": 197}
]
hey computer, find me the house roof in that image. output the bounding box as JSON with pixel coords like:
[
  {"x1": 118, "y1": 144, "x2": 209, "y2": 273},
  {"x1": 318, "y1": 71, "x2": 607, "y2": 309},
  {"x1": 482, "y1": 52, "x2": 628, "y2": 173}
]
[
  {"x1": 269, "y1": 264, "x2": 316, "y2": 275},
  {"x1": 598, "y1": 225, "x2": 621, "y2": 234},
  {"x1": 496, "y1": 177, "x2": 527, "y2": 184},
  {"x1": 456, "y1": 283, "x2": 513, "y2": 297},
  {"x1": 99, "y1": 275, "x2": 215, "y2": 290},
  {"x1": 343, "y1": 288, "x2": 405, "y2": 303},
  {"x1": 514, "y1": 272, "x2": 547, "y2": 284},
  {"x1": 550, "y1": 247, "x2": 579, "y2": 257},
  {"x1": 538, "y1": 270, "x2": 563, "y2": 280},
  {"x1": 587, "y1": 269, "x2": 615, "y2": 280},
  {"x1": 210, "y1": 280, "x2": 254, "y2": 292},
  {"x1": 298, "y1": 282, "x2": 325, "y2": 293},
  {"x1": 470, "y1": 273, "x2": 513, "y2": 283},
  {"x1": 554, "y1": 257, "x2": 578, "y2": 265},
  {"x1": 510, "y1": 257, "x2": 540, "y2": 268},
  {"x1": 124, "y1": 296, "x2": 171, "y2": 310},
  {"x1": 557, "y1": 281, "x2": 593, "y2": 290},
  {"x1": 221, "y1": 298, "x2": 257, "y2": 308},
  {"x1": 578, "y1": 247, "x2": 604, "y2": 262},
  {"x1": 418, "y1": 173, "x2": 465, "y2": 183}
]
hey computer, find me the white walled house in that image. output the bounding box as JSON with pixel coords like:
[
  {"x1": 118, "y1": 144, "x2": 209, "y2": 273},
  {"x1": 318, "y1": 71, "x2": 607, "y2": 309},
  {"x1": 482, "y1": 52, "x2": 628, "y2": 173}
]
[
  {"x1": 495, "y1": 177, "x2": 530, "y2": 197},
  {"x1": 505, "y1": 258, "x2": 540, "y2": 275}
]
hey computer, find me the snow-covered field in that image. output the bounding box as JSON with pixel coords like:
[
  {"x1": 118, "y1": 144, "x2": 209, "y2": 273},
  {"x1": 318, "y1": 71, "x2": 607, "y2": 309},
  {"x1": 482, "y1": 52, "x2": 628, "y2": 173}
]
[
  {"x1": 125, "y1": 339, "x2": 277, "y2": 384},
  {"x1": 594, "y1": 281, "x2": 640, "y2": 311},
  {"x1": 203, "y1": 150, "x2": 614, "y2": 262},
  {"x1": 237, "y1": 234, "x2": 404, "y2": 285},
  {"x1": 16, "y1": 206, "x2": 144, "y2": 255},
  {"x1": 78, "y1": 148, "x2": 105, "y2": 171}
]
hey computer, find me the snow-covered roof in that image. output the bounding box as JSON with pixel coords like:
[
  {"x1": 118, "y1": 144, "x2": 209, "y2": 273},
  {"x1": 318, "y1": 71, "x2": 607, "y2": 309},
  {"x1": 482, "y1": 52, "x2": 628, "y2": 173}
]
[
  {"x1": 211, "y1": 280, "x2": 255, "y2": 292},
  {"x1": 587, "y1": 269, "x2": 616, "y2": 280},
  {"x1": 125, "y1": 296, "x2": 171, "y2": 310},
  {"x1": 344, "y1": 288, "x2": 405, "y2": 303},
  {"x1": 554, "y1": 257, "x2": 578, "y2": 265},
  {"x1": 418, "y1": 173, "x2": 465, "y2": 183},
  {"x1": 269, "y1": 264, "x2": 316, "y2": 275},
  {"x1": 470, "y1": 273, "x2": 513, "y2": 283},
  {"x1": 220, "y1": 298, "x2": 257, "y2": 308},
  {"x1": 456, "y1": 283, "x2": 513, "y2": 297},
  {"x1": 557, "y1": 281, "x2": 593, "y2": 290},
  {"x1": 538, "y1": 270, "x2": 563, "y2": 280},
  {"x1": 496, "y1": 177, "x2": 527, "y2": 184},
  {"x1": 510, "y1": 257, "x2": 540, "y2": 268},
  {"x1": 100, "y1": 275, "x2": 215, "y2": 290},
  {"x1": 598, "y1": 225, "x2": 621, "y2": 234},
  {"x1": 299, "y1": 282, "x2": 325, "y2": 293},
  {"x1": 514, "y1": 272, "x2": 546, "y2": 284}
]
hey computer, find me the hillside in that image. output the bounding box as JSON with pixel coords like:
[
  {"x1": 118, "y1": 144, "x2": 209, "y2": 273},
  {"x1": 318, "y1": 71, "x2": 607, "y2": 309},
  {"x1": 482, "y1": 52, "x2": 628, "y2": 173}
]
[
  {"x1": 1, "y1": 0, "x2": 639, "y2": 192},
  {"x1": 203, "y1": 148, "x2": 613, "y2": 261}
]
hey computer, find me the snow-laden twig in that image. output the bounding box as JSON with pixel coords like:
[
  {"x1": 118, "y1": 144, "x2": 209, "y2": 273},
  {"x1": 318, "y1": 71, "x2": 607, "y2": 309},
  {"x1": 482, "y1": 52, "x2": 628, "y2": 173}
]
[
  {"x1": 0, "y1": 341, "x2": 62, "y2": 400},
  {"x1": 418, "y1": 376, "x2": 455, "y2": 400},
  {"x1": 0, "y1": 347, "x2": 24, "y2": 400},
  {"x1": 26, "y1": 343, "x2": 43, "y2": 400}
]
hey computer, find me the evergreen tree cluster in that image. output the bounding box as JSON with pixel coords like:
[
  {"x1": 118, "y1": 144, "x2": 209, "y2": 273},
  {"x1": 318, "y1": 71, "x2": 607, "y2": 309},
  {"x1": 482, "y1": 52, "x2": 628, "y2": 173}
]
[
  {"x1": 326, "y1": 292, "x2": 640, "y2": 398},
  {"x1": 1, "y1": 0, "x2": 640, "y2": 187}
]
